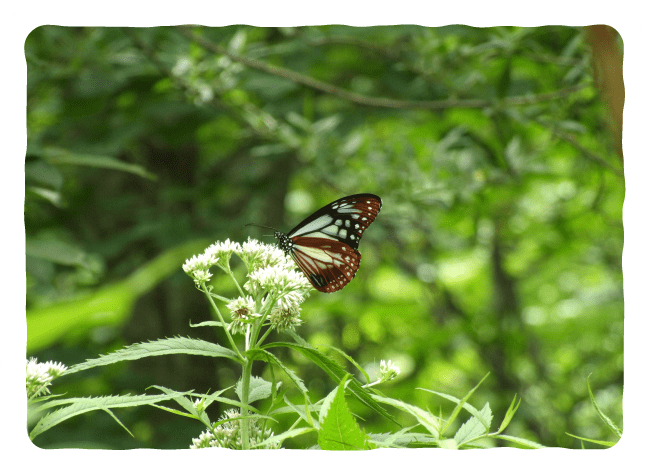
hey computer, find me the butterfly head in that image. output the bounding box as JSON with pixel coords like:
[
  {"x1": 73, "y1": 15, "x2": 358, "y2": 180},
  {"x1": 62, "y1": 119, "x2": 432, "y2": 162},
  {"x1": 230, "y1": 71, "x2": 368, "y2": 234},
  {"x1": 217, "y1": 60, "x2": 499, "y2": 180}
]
[{"x1": 274, "y1": 231, "x2": 293, "y2": 255}]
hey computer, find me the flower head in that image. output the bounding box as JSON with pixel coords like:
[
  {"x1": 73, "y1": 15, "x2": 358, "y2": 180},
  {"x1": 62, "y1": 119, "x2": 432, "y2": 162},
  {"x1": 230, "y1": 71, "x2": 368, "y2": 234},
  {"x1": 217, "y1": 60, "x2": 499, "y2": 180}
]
[
  {"x1": 226, "y1": 296, "x2": 260, "y2": 335},
  {"x1": 205, "y1": 239, "x2": 242, "y2": 272},
  {"x1": 268, "y1": 305, "x2": 302, "y2": 332},
  {"x1": 193, "y1": 396, "x2": 214, "y2": 415},
  {"x1": 182, "y1": 253, "x2": 217, "y2": 287},
  {"x1": 379, "y1": 359, "x2": 401, "y2": 382},
  {"x1": 190, "y1": 409, "x2": 279, "y2": 449},
  {"x1": 235, "y1": 238, "x2": 292, "y2": 274},
  {"x1": 245, "y1": 264, "x2": 311, "y2": 297},
  {"x1": 26, "y1": 357, "x2": 67, "y2": 399}
]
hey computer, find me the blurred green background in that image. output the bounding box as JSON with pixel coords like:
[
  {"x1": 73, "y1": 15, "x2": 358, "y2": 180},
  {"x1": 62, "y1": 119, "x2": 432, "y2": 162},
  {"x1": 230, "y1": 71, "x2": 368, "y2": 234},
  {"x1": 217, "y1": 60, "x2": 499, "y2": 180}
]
[{"x1": 25, "y1": 25, "x2": 624, "y2": 449}]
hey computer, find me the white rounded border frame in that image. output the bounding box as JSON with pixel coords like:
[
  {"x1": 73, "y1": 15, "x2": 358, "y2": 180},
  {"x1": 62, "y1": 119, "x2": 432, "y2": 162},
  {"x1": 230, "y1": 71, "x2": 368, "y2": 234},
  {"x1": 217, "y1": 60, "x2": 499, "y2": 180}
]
[{"x1": 0, "y1": 0, "x2": 649, "y2": 474}]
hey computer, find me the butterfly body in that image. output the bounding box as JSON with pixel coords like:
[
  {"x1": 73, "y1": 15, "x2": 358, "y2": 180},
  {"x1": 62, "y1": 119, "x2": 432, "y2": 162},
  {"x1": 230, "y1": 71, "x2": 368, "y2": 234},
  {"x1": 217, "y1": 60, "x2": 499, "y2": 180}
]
[{"x1": 275, "y1": 194, "x2": 382, "y2": 293}]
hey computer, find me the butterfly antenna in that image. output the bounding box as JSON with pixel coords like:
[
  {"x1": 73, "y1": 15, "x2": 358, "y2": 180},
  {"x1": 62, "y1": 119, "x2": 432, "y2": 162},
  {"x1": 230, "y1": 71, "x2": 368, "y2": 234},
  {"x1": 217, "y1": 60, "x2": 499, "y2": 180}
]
[{"x1": 245, "y1": 223, "x2": 279, "y2": 232}]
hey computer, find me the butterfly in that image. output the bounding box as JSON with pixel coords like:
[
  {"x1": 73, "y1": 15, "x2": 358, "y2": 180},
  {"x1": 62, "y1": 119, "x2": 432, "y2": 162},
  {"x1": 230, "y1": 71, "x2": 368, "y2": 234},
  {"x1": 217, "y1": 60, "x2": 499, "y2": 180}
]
[{"x1": 274, "y1": 194, "x2": 382, "y2": 293}]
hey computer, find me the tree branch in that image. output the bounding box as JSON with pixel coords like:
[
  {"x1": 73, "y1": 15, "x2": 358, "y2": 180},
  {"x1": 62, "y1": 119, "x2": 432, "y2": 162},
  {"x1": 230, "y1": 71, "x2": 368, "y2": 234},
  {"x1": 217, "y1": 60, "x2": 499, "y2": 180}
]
[{"x1": 177, "y1": 26, "x2": 587, "y2": 111}]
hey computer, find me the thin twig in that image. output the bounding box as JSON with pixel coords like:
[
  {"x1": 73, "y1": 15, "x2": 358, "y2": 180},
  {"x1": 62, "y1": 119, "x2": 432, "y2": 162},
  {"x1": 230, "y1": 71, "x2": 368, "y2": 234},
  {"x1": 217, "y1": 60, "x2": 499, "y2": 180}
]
[
  {"x1": 536, "y1": 119, "x2": 624, "y2": 178},
  {"x1": 123, "y1": 28, "x2": 278, "y2": 140},
  {"x1": 177, "y1": 26, "x2": 587, "y2": 111},
  {"x1": 298, "y1": 34, "x2": 401, "y2": 61}
]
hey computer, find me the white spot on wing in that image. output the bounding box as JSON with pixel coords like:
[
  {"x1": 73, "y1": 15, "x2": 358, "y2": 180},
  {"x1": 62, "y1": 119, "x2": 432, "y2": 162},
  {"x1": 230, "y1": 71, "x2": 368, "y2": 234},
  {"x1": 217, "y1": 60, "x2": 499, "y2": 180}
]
[{"x1": 322, "y1": 224, "x2": 340, "y2": 235}]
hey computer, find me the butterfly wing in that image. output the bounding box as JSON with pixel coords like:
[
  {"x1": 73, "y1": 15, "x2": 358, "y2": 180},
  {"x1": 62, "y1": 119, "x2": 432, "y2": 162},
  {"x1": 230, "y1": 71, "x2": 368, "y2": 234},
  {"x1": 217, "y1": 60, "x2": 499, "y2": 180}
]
[
  {"x1": 287, "y1": 194, "x2": 382, "y2": 292},
  {"x1": 287, "y1": 194, "x2": 382, "y2": 250},
  {"x1": 291, "y1": 238, "x2": 361, "y2": 292}
]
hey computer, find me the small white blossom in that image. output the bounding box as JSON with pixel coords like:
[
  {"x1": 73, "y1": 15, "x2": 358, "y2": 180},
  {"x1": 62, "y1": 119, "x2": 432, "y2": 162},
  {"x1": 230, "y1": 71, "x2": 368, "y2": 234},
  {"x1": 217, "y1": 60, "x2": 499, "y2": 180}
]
[
  {"x1": 268, "y1": 305, "x2": 302, "y2": 332},
  {"x1": 182, "y1": 253, "x2": 218, "y2": 274},
  {"x1": 26, "y1": 357, "x2": 67, "y2": 399},
  {"x1": 245, "y1": 265, "x2": 311, "y2": 296},
  {"x1": 190, "y1": 409, "x2": 279, "y2": 449},
  {"x1": 193, "y1": 396, "x2": 214, "y2": 415},
  {"x1": 226, "y1": 296, "x2": 260, "y2": 335},
  {"x1": 205, "y1": 239, "x2": 242, "y2": 272},
  {"x1": 235, "y1": 238, "x2": 293, "y2": 273},
  {"x1": 191, "y1": 269, "x2": 213, "y2": 286},
  {"x1": 379, "y1": 359, "x2": 401, "y2": 382}
]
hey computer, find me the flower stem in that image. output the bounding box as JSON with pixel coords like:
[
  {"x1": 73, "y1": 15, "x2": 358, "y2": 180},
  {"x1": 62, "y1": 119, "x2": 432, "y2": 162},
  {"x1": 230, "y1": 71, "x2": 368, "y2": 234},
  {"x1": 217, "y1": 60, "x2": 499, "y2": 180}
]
[
  {"x1": 256, "y1": 325, "x2": 273, "y2": 346},
  {"x1": 201, "y1": 282, "x2": 244, "y2": 361},
  {"x1": 226, "y1": 268, "x2": 246, "y2": 297},
  {"x1": 240, "y1": 357, "x2": 253, "y2": 450}
]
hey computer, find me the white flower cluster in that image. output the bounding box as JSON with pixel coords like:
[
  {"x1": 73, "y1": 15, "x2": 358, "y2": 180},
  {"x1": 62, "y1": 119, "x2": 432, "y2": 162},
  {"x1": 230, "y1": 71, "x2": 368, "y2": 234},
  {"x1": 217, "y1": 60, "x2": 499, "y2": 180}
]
[
  {"x1": 379, "y1": 359, "x2": 401, "y2": 382},
  {"x1": 190, "y1": 409, "x2": 279, "y2": 449},
  {"x1": 182, "y1": 254, "x2": 217, "y2": 286},
  {"x1": 235, "y1": 238, "x2": 292, "y2": 274},
  {"x1": 246, "y1": 265, "x2": 311, "y2": 331},
  {"x1": 183, "y1": 239, "x2": 244, "y2": 286},
  {"x1": 245, "y1": 265, "x2": 311, "y2": 297},
  {"x1": 184, "y1": 238, "x2": 313, "y2": 333},
  {"x1": 226, "y1": 296, "x2": 261, "y2": 335},
  {"x1": 205, "y1": 239, "x2": 242, "y2": 271},
  {"x1": 268, "y1": 305, "x2": 303, "y2": 331},
  {"x1": 26, "y1": 357, "x2": 67, "y2": 399}
]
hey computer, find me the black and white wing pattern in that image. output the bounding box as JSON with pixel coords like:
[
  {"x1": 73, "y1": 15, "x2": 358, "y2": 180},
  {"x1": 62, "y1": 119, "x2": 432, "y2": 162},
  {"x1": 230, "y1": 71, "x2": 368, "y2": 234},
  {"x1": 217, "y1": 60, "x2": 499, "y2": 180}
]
[{"x1": 275, "y1": 194, "x2": 382, "y2": 292}]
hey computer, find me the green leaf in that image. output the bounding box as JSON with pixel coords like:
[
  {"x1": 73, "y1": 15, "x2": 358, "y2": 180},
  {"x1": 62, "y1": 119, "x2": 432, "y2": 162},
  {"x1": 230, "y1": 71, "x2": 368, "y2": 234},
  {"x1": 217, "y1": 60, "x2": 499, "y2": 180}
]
[
  {"x1": 252, "y1": 427, "x2": 316, "y2": 448},
  {"x1": 27, "y1": 239, "x2": 212, "y2": 352},
  {"x1": 454, "y1": 403, "x2": 492, "y2": 447},
  {"x1": 26, "y1": 186, "x2": 63, "y2": 207},
  {"x1": 30, "y1": 392, "x2": 189, "y2": 439},
  {"x1": 418, "y1": 379, "x2": 490, "y2": 433},
  {"x1": 320, "y1": 344, "x2": 371, "y2": 384},
  {"x1": 497, "y1": 394, "x2": 521, "y2": 434},
  {"x1": 371, "y1": 394, "x2": 441, "y2": 438},
  {"x1": 149, "y1": 385, "x2": 210, "y2": 425},
  {"x1": 264, "y1": 341, "x2": 398, "y2": 425},
  {"x1": 565, "y1": 432, "x2": 617, "y2": 447},
  {"x1": 65, "y1": 336, "x2": 239, "y2": 375},
  {"x1": 248, "y1": 348, "x2": 308, "y2": 394},
  {"x1": 369, "y1": 426, "x2": 439, "y2": 448},
  {"x1": 235, "y1": 376, "x2": 280, "y2": 403},
  {"x1": 43, "y1": 146, "x2": 157, "y2": 180},
  {"x1": 277, "y1": 394, "x2": 320, "y2": 429},
  {"x1": 189, "y1": 320, "x2": 226, "y2": 328},
  {"x1": 587, "y1": 376, "x2": 622, "y2": 439},
  {"x1": 492, "y1": 434, "x2": 545, "y2": 449},
  {"x1": 26, "y1": 239, "x2": 90, "y2": 268},
  {"x1": 420, "y1": 373, "x2": 490, "y2": 435},
  {"x1": 318, "y1": 377, "x2": 371, "y2": 450}
]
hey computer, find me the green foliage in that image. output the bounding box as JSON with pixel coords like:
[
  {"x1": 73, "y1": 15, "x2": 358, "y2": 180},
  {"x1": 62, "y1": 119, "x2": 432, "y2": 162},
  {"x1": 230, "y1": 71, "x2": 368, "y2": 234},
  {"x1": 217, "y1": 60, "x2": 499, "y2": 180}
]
[
  {"x1": 26, "y1": 239, "x2": 211, "y2": 352},
  {"x1": 318, "y1": 376, "x2": 372, "y2": 450},
  {"x1": 65, "y1": 336, "x2": 239, "y2": 375},
  {"x1": 565, "y1": 376, "x2": 622, "y2": 447},
  {"x1": 26, "y1": 25, "x2": 623, "y2": 448},
  {"x1": 27, "y1": 239, "x2": 543, "y2": 450},
  {"x1": 29, "y1": 391, "x2": 191, "y2": 440}
]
